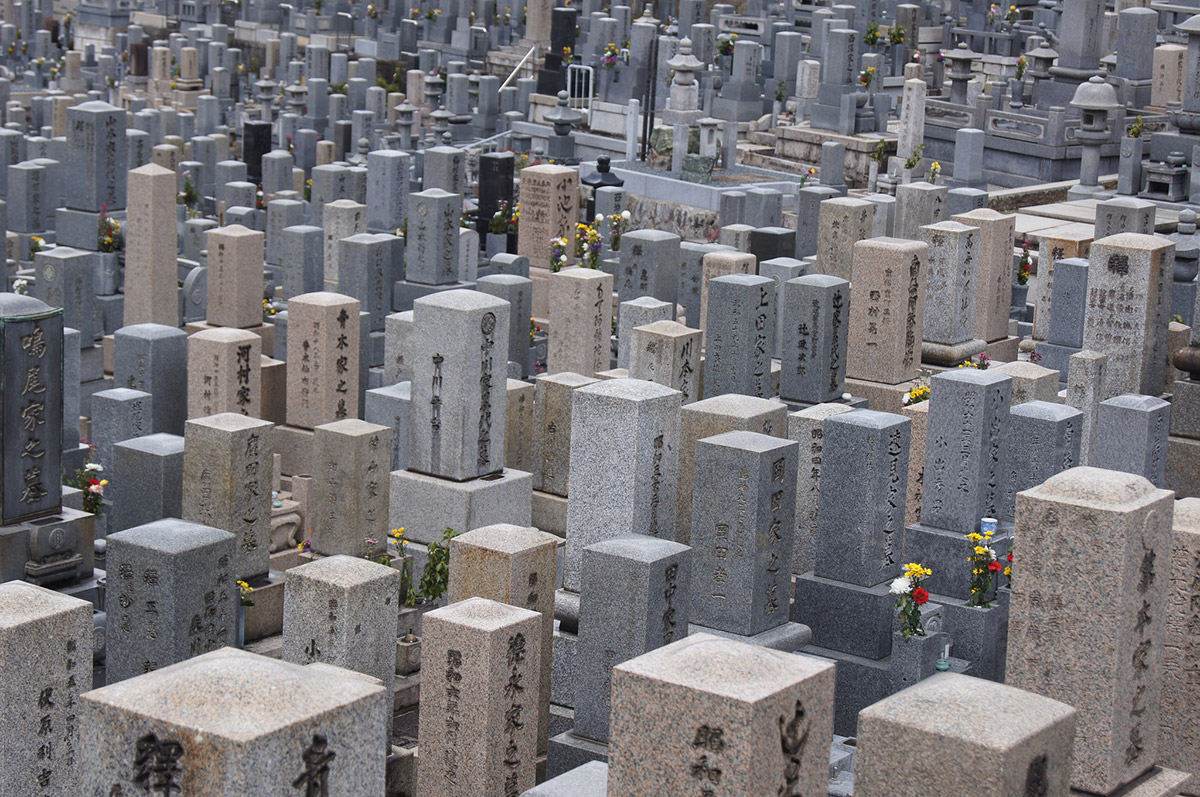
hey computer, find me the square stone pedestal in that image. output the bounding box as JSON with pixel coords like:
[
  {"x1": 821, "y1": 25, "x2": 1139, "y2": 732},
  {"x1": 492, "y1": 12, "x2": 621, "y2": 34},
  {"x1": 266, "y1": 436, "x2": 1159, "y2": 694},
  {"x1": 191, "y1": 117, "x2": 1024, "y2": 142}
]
[
  {"x1": 391, "y1": 278, "x2": 477, "y2": 313},
  {"x1": 532, "y1": 489, "x2": 568, "y2": 536},
  {"x1": 388, "y1": 467, "x2": 532, "y2": 545},
  {"x1": 686, "y1": 620, "x2": 811, "y2": 651},
  {"x1": 845, "y1": 377, "x2": 920, "y2": 414}
]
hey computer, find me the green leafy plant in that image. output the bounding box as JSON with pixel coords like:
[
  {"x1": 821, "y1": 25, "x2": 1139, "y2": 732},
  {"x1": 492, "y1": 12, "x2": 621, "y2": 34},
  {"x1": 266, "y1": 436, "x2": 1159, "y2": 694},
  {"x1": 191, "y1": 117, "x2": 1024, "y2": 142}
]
[
  {"x1": 904, "y1": 142, "x2": 924, "y2": 171},
  {"x1": 1128, "y1": 115, "x2": 1145, "y2": 138},
  {"x1": 774, "y1": 80, "x2": 787, "y2": 102},
  {"x1": 870, "y1": 138, "x2": 888, "y2": 163},
  {"x1": 864, "y1": 20, "x2": 880, "y2": 45},
  {"x1": 888, "y1": 23, "x2": 905, "y2": 45},
  {"x1": 419, "y1": 527, "x2": 460, "y2": 602}
]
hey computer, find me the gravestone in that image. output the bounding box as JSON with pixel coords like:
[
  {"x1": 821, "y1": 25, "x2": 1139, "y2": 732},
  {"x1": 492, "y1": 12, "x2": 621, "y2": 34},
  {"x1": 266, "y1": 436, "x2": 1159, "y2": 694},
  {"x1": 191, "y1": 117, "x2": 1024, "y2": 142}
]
[
  {"x1": 206, "y1": 224, "x2": 266, "y2": 330},
  {"x1": 309, "y1": 419, "x2": 390, "y2": 558},
  {"x1": 124, "y1": 164, "x2": 179, "y2": 327},
  {"x1": 80, "y1": 648, "x2": 388, "y2": 795},
  {"x1": 846, "y1": 237, "x2": 928, "y2": 385},
  {"x1": 788, "y1": 402, "x2": 854, "y2": 576},
  {"x1": 111, "y1": 433, "x2": 185, "y2": 533},
  {"x1": 114, "y1": 324, "x2": 188, "y2": 435},
  {"x1": 285, "y1": 292, "x2": 361, "y2": 429},
  {"x1": 703, "y1": 274, "x2": 774, "y2": 400},
  {"x1": 182, "y1": 413, "x2": 274, "y2": 580},
  {"x1": 1094, "y1": 394, "x2": 1170, "y2": 487},
  {"x1": 103, "y1": 518, "x2": 236, "y2": 683},
  {"x1": 919, "y1": 220, "x2": 986, "y2": 365},
  {"x1": 629, "y1": 320, "x2": 702, "y2": 404},
  {"x1": 780, "y1": 274, "x2": 850, "y2": 405},
  {"x1": 548, "y1": 268, "x2": 613, "y2": 377},
  {"x1": 533, "y1": 372, "x2": 599, "y2": 497},
  {"x1": 187, "y1": 328, "x2": 262, "y2": 419},
  {"x1": 563, "y1": 378, "x2": 681, "y2": 591},
  {"x1": 607, "y1": 634, "x2": 835, "y2": 795},
  {"x1": 417, "y1": 597, "x2": 542, "y2": 797}
]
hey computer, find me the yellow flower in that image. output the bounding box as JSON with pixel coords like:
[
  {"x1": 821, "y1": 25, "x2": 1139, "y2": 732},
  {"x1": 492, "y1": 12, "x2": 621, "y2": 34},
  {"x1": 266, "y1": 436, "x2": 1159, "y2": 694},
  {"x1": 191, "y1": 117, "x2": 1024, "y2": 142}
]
[
  {"x1": 966, "y1": 532, "x2": 982, "y2": 542},
  {"x1": 973, "y1": 545, "x2": 989, "y2": 555},
  {"x1": 1004, "y1": 566, "x2": 1012, "y2": 576},
  {"x1": 99, "y1": 479, "x2": 109, "y2": 486}
]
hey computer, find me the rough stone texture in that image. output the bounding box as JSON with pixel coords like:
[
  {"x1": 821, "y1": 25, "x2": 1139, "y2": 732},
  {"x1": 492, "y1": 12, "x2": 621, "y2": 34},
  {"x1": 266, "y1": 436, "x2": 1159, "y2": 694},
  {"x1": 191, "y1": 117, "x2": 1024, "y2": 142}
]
[
  {"x1": 920, "y1": 369, "x2": 1012, "y2": 534},
  {"x1": 704, "y1": 274, "x2": 775, "y2": 400},
  {"x1": 80, "y1": 648, "x2": 388, "y2": 795},
  {"x1": 114, "y1": 323, "x2": 188, "y2": 435},
  {"x1": 607, "y1": 634, "x2": 835, "y2": 796},
  {"x1": 629, "y1": 320, "x2": 702, "y2": 404},
  {"x1": 691, "y1": 431, "x2": 798, "y2": 636},
  {"x1": 1081, "y1": 233, "x2": 1173, "y2": 398},
  {"x1": 448, "y1": 524, "x2": 559, "y2": 754},
  {"x1": 206, "y1": 224, "x2": 265, "y2": 329},
  {"x1": 286, "y1": 292, "x2": 361, "y2": 429},
  {"x1": 123, "y1": 164, "x2": 179, "y2": 327},
  {"x1": 699, "y1": 250, "x2": 756, "y2": 334},
  {"x1": 847, "y1": 237, "x2": 928, "y2": 385},
  {"x1": 1007, "y1": 467, "x2": 1172, "y2": 795},
  {"x1": 504, "y1": 379, "x2": 535, "y2": 474},
  {"x1": 186, "y1": 327, "x2": 262, "y2": 420},
  {"x1": 112, "y1": 433, "x2": 185, "y2": 533},
  {"x1": 516, "y1": 165, "x2": 578, "y2": 269},
  {"x1": 477, "y1": 274, "x2": 533, "y2": 378},
  {"x1": 1094, "y1": 394, "x2": 1171, "y2": 487},
  {"x1": 408, "y1": 289, "x2": 509, "y2": 481},
  {"x1": 991, "y1": 360, "x2": 1061, "y2": 405},
  {"x1": 522, "y1": 761, "x2": 608, "y2": 796},
  {"x1": 788, "y1": 403, "x2": 855, "y2": 577},
  {"x1": 0, "y1": 581, "x2": 92, "y2": 796},
  {"x1": 813, "y1": 409, "x2": 909, "y2": 587},
  {"x1": 1000, "y1": 401, "x2": 1082, "y2": 524},
  {"x1": 816, "y1": 197, "x2": 874, "y2": 283},
  {"x1": 900, "y1": 402, "x2": 930, "y2": 527},
  {"x1": 564, "y1": 378, "x2": 682, "y2": 592},
  {"x1": 282, "y1": 554, "x2": 401, "y2": 709},
  {"x1": 1066, "y1": 350, "x2": 1109, "y2": 467},
  {"x1": 103, "y1": 519, "x2": 236, "y2": 684},
  {"x1": 364, "y1": 381, "x2": 410, "y2": 471},
  {"x1": 91, "y1": 388, "x2": 154, "y2": 472},
  {"x1": 617, "y1": 229, "x2": 681, "y2": 308},
  {"x1": 309, "y1": 419, "x2": 390, "y2": 558},
  {"x1": 548, "y1": 268, "x2": 613, "y2": 378},
  {"x1": 919, "y1": 220, "x2": 981, "y2": 347},
  {"x1": 322, "y1": 199, "x2": 367, "y2": 286},
  {"x1": 384, "y1": 310, "x2": 414, "y2": 385},
  {"x1": 533, "y1": 372, "x2": 599, "y2": 496},
  {"x1": 1031, "y1": 226, "x2": 1092, "y2": 342},
  {"x1": 678, "y1": 394, "x2": 787, "y2": 544},
  {"x1": 780, "y1": 274, "x2": 850, "y2": 404},
  {"x1": 182, "y1": 413, "x2": 274, "y2": 579},
  {"x1": 388, "y1": 467, "x2": 533, "y2": 545},
  {"x1": 1160, "y1": 497, "x2": 1200, "y2": 777},
  {"x1": 617, "y1": 297, "x2": 673, "y2": 371},
  {"x1": 953, "y1": 208, "x2": 1016, "y2": 343},
  {"x1": 417, "y1": 598, "x2": 542, "y2": 797},
  {"x1": 855, "y1": 673, "x2": 1077, "y2": 797},
  {"x1": 574, "y1": 536, "x2": 692, "y2": 744}
]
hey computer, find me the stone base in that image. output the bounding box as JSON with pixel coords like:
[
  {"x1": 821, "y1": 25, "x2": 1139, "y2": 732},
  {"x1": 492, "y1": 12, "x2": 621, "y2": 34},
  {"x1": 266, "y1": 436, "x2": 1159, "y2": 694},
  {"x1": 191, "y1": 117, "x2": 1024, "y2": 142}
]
[
  {"x1": 551, "y1": 622, "x2": 580, "y2": 708},
  {"x1": 1068, "y1": 766, "x2": 1196, "y2": 797},
  {"x1": 391, "y1": 278, "x2": 476, "y2": 314},
  {"x1": 388, "y1": 467, "x2": 532, "y2": 545},
  {"x1": 241, "y1": 571, "x2": 285, "y2": 644},
  {"x1": 274, "y1": 424, "x2": 315, "y2": 476},
  {"x1": 1167, "y1": 436, "x2": 1200, "y2": 500},
  {"x1": 774, "y1": 394, "x2": 869, "y2": 412},
  {"x1": 63, "y1": 442, "x2": 91, "y2": 475},
  {"x1": 1171, "y1": 380, "x2": 1200, "y2": 439},
  {"x1": 793, "y1": 573, "x2": 896, "y2": 660},
  {"x1": 532, "y1": 489, "x2": 569, "y2": 537},
  {"x1": 799, "y1": 644, "x2": 893, "y2": 736},
  {"x1": 524, "y1": 760, "x2": 609, "y2": 797},
  {"x1": 942, "y1": 597, "x2": 1008, "y2": 682},
  {"x1": 984, "y1": 335, "x2": 1020, "y2": 364},
  {"x1": 97, "y1": 294, "x2": 124, "y2": 336},
  {"x1": 686, "y1": 621, "x2": 811, "y2": 651},
  {"x1": 904, "y1": 521, "x2": 1013, "y2": 601},
  {"x1": 921, "y1": 338, "x2": 987, "y2": 367},
  {"x1": 1036, "y1": 340, "x2": 1080, "y2": 382},
  {"x1": 185, "y1": 320, "x2": 276, "y2": 355},
  {"x1": 55, "y1": 207, "x2": 102, "y2": 250},
  {"x1": 547, "y1": 730, "x2": 609, "y2": 781},
  {"x1": 845, "y1": 377, "x2": 919, "y2": 414}
]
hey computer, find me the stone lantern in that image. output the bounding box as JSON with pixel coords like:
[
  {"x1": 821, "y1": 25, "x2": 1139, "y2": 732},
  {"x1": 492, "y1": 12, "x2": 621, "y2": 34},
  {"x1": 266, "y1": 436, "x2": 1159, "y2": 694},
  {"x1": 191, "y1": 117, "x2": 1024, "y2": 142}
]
[
  {"x1": 1068, "y1": 75, "x2": 1120, "y2": 197},
  {"x1": 544, "y1": 89, "x2": 584, "y2": 161},
  {"x1": 943, "y1": 43, "x2": 981, "y2": 106}
]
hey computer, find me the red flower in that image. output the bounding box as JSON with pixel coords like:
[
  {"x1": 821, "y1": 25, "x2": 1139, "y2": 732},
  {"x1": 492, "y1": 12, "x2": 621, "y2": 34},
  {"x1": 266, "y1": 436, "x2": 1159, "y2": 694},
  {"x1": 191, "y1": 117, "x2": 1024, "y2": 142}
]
[
  {"x1": 988, "y1": 561, "x2": 1002, "y2": 572},
  {"x1": 911, "y1": 587, "x2": 929, "y2": 605},
  {"x1": 88, "y1": 477, "x2": 99, "y2": 486},
  {"x1": 1007, "y1": 552, "x2": 1013, "y2": 562}
]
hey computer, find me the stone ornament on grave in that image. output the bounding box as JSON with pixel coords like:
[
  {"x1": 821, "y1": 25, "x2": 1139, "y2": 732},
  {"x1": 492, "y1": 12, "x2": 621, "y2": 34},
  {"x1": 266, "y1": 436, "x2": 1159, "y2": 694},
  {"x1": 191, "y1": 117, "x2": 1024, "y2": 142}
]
[
  {"x1": 607, "y1": 634, "x2": 836, "y2": 796},
  {"x1": 80, "y1": 648, "x2": 389, "y2": 795}
]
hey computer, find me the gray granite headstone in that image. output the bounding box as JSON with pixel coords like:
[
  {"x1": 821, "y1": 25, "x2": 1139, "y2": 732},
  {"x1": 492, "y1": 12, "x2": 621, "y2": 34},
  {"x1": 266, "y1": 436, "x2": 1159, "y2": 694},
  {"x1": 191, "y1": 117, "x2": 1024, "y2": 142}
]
[
  {"x1": 779, "y1": 274, "x2": 849, "y2": 405},
  {"x1": 999, "y1": 401, "x2": 1082, "y2": 523},
  {"x1": 111, "y1": 433, "x2": 185, "y2": 533},
  {"x1": 703, "y1": 274, "x2": 775, "y2": 399},
  {"x1": 89, "y1": 388, "x2": 153, "y2": 474},
  {"x1": 113, "y1": 323, "x2": 188, "y2": 435},
  {"x1": 1094, "y1": 393, "x2": 1170, "y2": 487}
]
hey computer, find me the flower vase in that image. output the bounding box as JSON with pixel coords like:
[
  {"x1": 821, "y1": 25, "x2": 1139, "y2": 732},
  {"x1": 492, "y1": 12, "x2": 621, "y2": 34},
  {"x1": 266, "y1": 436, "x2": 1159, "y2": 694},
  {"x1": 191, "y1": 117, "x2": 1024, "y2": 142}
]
[
  {"x1": 396, "y1": 635, "x2": 422, "y2": 675},
  {"x1": 506, "y1": 231, "x2": 519, "y2": 254},
  {"x1": 1011, "y1": 282, "x2": 1028, "y2": 309},
  {"x1": 943, "y1": 600, "x2": 1008, "y2": 682},
  {"x1": 236, "y1": 603, "x2": 246, "y2": 648},
  {"x1": 485, "y1": 232, "x2": 506, "y2": 259},
  {"x1": 868, "y1": 160, "x2": 879, "y2": 192}
]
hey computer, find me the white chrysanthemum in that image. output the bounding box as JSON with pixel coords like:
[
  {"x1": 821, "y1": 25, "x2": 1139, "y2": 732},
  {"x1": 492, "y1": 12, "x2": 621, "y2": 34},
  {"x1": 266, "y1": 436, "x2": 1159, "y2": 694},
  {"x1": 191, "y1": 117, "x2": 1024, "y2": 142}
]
[
  {"x1": 889, "y1": 576, "x2": 911, "y2": 595},
  {"x1": 85, "y1": 463, "x2": 103, "y2": 472}
]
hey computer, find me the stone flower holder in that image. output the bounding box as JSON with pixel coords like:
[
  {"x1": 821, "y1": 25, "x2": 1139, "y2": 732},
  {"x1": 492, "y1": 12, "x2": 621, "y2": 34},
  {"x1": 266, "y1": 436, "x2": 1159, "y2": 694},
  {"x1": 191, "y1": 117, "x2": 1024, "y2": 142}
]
[
  {"x1": 890, "y1": 628, "x2": 945, "y2": 692},
  {"x1": 944, "y1": 599, "x2": 1009, "y2": 682},
  {"x1": 396, "y1": 634, "x2": 421, "y2": 676}
]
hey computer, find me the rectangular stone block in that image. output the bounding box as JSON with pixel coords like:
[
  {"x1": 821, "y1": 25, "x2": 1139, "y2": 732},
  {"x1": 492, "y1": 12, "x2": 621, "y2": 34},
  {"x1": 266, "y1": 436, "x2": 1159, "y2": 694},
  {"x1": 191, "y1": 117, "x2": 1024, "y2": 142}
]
[
  {"x1": 1007, "y1": 467, "x2": 1172, "y2": 794},
  {"x1": 205, "y1": 224, "x2": 265, "y2": 329},
  {"x1": 112, "y1": 433, "x2": 185, "y2": 533},
  {"x1": 999, "y1": 400, "x2": 1082, "y2": 523},
  {"x1": 548, "y1": 268, "x2": 613, "y2": 378},
  {"x1": 691, "y1": 430, "x2": 798, "y2": 636},
  {"x1": 617, "y1": 229, "x2": 681, "y2": 307},
  {"x1": 704, "y1": 274, "x2": 775, "y2": 400},
  {"x1": 417, "y1": 597, "x2": 542, "y2": 797},
  {"x1": 954, "y1": 208, "x2": 1016, "y2": 344},
  {"x1": 81, "y1": 648, "x2": 388, "y2": 795},
  {"x1": 286, "y1": 292, "x2": 361, "y2": 429},
  {"x1": 187, "y1": 327, "x2": 262, "y2": 420},
  {"x1": 847, "y1": 238, "x2": 928, "y2": 385},
  {"x1": 1094, "y1": 394, "x2": 1171, "y2": 487},
  {"x1": 310, "y1": 419, "x2": 390, "y2": 558},
  {"x1": 920, "y1": 220, "x2": 981, "y2": 347},
  {"x1": 364, "y1": 381, "x2": 410, "y2": 471},
  {"x1": 788, "y1": 403, "x2": 854, "y2": 576},
  {"x1": 103, "y1": 518, "x2": 236, "y2": 684},
  {"x1": 564, "y1": 378, "x2": 682, "y2": 591},
  {"x1": 408, "y1": 289, "x2": 509, "y2": 481},
  {"x1": 816, "y1": 196, "x2": 874, "y2": 282},
  {"x1": 629, "y1": 320, "x2": 702, "y2": 404},
  {"x1": 182, "y1": 413, "x2": 274, "y2": 579},
  {"x1": 114, "y1": 323, "x2": 189, "y2": 435},
  {"x1": 780, "y1": 274, "x2": 850, "y2": 404},
  {"x1": 533, "y1": 372, "x2": 599, "y2": 496},
  {"x1": 608, "y1": 634, "x2": 835, "y2": 796}
]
